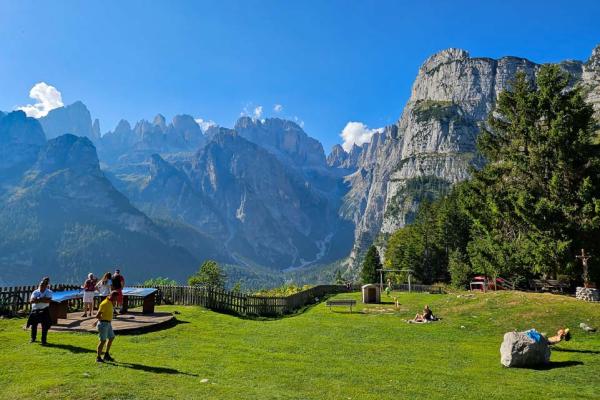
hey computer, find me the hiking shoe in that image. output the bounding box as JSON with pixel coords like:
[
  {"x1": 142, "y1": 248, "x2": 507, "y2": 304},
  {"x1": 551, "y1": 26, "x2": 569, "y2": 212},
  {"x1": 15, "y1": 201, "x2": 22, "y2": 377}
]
[
  {"x1": 41, "y1": 341, "x2": 48, "y2": 346},
  {"x1": 103, "y1": 353, "x2": 115, "y2": 362},
  {"x1": 29, "y1": 339, "x2": 36, "y2": 343},
  {"x1": 96, "y1": 357, "x2": 104, "y2": 363}
]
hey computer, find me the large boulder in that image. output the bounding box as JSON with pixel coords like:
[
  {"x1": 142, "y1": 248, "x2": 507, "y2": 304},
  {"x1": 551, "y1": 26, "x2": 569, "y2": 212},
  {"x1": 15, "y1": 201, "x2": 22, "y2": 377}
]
[{"x1": 500, "y1": 331, "x2": 551, "y2": 368}]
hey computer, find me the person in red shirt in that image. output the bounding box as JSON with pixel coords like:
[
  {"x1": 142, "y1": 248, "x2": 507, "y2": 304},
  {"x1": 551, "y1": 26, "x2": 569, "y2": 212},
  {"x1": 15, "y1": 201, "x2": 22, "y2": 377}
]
[
  {"x1": 111, "y1": 268, "x2": 125, "y2": 315},
  {"x1": 81, "y1": 273, "x2": 97, "y2": 317}
]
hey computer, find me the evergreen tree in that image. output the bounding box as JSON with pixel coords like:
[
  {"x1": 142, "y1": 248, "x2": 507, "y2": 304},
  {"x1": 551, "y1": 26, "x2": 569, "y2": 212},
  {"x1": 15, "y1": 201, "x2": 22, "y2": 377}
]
[
  {"x1": 361, "y1": 245, "x2": 382, "y2": 284},
  {"x1": 188, "y1": 260, "x2": 227, "y2": 289},
  {"x1": 467, "y1": 65, "x2": 600, "y2": 280}
]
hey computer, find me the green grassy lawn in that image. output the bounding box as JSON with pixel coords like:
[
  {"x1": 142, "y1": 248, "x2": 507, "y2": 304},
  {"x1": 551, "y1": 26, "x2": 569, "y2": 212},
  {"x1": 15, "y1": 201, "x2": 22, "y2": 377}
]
[{"x1": 1, "y1": 291, "x2": 599, "y2": 399}]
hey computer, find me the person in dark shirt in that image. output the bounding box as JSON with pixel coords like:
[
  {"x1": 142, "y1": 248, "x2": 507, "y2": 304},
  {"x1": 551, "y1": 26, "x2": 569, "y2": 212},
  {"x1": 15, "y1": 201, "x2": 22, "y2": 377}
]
[{"x1": 111, "y1": 268, "x2": 125, "y2": 314}]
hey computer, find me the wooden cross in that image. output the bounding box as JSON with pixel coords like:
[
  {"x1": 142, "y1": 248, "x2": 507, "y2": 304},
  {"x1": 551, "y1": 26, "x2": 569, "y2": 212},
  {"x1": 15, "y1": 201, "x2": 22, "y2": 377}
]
[{"x1": 576, "y1": 248, "x2": 592, "y2": 284}]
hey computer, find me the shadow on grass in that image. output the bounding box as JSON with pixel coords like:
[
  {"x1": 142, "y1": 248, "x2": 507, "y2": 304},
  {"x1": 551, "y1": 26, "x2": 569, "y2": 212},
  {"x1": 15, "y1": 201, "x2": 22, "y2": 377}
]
[
  {"x1": 531, "y1": 360, "x2": 584, "y2": 370},
  {"x1": 109, "y1": 361, "x2": 198, "y2": 376},
  {"x1": 116, "y1": 317, "x2": 190, "y2": 336},
  {"x1": 554, "y1": 347, "x2": 600, "y2": 355},
  {"x1": 43, "y1": 342, "x2": 96, "y2": 354}
]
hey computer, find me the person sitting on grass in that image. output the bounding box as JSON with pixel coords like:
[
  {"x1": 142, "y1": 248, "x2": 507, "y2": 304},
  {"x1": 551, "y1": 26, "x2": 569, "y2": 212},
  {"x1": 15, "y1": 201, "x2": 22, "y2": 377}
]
[
  {"x1": 412, "y1": 305, "x2": 437, "y2": 323},
  {"x1": 93, "y1": 291, "x2": 118, "y2": 363}
]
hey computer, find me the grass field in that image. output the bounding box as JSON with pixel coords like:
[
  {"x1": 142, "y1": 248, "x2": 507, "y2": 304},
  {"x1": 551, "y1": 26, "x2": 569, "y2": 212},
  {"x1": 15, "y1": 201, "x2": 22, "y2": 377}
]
[{"x1": 1, "y1": 291, "x2": 599, "y2": 399}]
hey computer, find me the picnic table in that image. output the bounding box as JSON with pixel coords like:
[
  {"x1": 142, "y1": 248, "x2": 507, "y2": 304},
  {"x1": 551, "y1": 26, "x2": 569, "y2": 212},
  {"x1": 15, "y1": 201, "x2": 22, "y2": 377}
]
[{"x1": 49, "y1": 287, "x2": 158, "y2": 324}]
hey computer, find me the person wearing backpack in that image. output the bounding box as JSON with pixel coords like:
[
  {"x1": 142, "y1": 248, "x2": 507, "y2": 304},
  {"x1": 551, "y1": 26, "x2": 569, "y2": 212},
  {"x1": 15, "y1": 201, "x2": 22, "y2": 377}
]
[
  {"x1": 81, "y1": 273, "x2": 97, "y2": 317},
  {"x1": 111, "y1": 268, "x2": 125, "y2": 315}
]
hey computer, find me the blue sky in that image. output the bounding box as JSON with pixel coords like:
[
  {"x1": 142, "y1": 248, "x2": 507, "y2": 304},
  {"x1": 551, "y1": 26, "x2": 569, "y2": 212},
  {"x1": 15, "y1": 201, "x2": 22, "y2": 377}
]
[{"x1": 1, "y1": 0, "x2": 599, "y2": 152}]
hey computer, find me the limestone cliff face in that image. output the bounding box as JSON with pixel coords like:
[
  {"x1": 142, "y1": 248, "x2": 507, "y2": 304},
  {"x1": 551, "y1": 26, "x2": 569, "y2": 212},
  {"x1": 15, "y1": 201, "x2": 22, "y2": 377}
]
[
  {"x1": 582, "y1": 45, "x2": 600, "y2": 124},
  {"x1": 39, "y1": 101, "x2": 98, "y2": 142},
  {"x1": 344, "y1": 46, "x2": 599, "y2": 270}
]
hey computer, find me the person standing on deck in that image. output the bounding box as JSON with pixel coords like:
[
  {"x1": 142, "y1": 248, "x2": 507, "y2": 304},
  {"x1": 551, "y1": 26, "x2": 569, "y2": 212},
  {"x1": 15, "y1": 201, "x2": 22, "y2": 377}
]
[
  {"x1": 111, "y1": 268, "x2": 125, "y2": 315},
  {"x1": 81, "y1": 273, "x2": 97, "y2": 318},
  {"x1": 96, "y1": 272, "x2": 112, "y2": 296},
  {"x1": 93, "y1": 291, "x2": 118, "y2": 363},
  {"x1": 26, "y1": 277, "x2": 53, "y2": 345}
]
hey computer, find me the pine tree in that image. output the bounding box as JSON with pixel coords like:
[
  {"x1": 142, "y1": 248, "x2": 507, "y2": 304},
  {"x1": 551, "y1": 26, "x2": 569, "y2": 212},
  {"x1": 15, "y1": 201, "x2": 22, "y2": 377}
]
[
  {"x1": 467, "y1": 65, "x2": 600, "y2": 280},
  {"x1": 361, "y1": 245, "x2": 382, "y2": 284}
]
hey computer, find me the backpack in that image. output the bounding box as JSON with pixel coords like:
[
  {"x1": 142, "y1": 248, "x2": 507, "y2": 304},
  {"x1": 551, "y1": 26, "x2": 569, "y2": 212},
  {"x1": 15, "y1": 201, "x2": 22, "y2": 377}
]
[{"x1": 112, "y1": 276, "x2": 122, "y2": 290}]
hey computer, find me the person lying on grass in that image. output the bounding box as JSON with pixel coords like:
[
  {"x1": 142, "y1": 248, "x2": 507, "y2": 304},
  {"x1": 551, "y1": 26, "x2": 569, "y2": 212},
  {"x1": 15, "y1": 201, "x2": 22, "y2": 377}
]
[
  {"x1": 547, "y1": 328, "x2": 571, "y2": 345},
  {"x1": 92, "y1": 291, "x2": 118, "y2": 363},
  {"x1": 524, "y1": 327, "x2": 570, "y2": 345}
]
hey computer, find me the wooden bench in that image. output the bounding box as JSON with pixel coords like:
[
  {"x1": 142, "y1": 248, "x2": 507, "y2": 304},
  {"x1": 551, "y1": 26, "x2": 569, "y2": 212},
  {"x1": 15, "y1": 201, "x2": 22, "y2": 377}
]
[
  {"x1": 530, "y1": 279, "x2": 569, "y2": 293},
  {"x1": 326, "y1": 299, "x2": 357, "y2": 313},
  {"x1": 545, "y1": 279, "x2": 570, "y2": 293}
]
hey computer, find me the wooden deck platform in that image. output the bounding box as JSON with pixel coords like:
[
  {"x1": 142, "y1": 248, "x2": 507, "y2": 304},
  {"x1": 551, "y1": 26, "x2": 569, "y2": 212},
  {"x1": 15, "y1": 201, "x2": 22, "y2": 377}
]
[{"x1": 47, "y1": 310, "x2": 175, "y2": 334}]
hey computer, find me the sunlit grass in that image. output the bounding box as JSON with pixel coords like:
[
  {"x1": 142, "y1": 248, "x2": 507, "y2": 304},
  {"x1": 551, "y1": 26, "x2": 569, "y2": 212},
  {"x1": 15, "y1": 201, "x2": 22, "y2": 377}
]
[{"x1": 0, "y1": 291, "x2": 599, "y2": 399}]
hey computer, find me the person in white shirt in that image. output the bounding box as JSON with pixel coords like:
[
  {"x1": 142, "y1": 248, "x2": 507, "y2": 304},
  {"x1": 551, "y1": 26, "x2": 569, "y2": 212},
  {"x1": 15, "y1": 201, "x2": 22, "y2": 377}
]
[
  {"x1": 96, "y1": 272, "x2": 112, "y2": 296},
  {"x1": 26, "y1": 277, "x2": 53, "y2": 344}
]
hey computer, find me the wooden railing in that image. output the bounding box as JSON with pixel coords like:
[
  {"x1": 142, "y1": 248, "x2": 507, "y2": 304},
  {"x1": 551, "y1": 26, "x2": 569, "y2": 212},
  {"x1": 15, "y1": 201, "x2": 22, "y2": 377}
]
[
  {"x1": 148, "y1": 284, "x2": 349, "y2": 316},
  {"x1": 0, "y1": 283, "x2": 438, "y2": 318}
]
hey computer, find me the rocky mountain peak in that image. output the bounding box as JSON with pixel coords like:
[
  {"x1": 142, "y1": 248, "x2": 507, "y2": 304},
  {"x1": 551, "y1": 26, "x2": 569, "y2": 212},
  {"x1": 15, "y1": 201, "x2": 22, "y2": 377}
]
[
  {"x1": 587, "y1": 44, "x2": 600, "y2": 69},
  {"x1": 39, "y1": 101, "x2": 97, "y2": 141},
  {"x1": 0, "y1": 111, "x2": 47, "y2": 175},
  {"x1": 92, "y1": 118, "x2": 101, "y2": 138},
  {"x1": 153, "y1": 114, "x2": 167, "y2": 130},
  {"x1": 327, "y1": 144, "x2": 347, "y2": 167},
  {"x1": 420, "y1": 48, "x2": 470, "y2": 74},
  {"x1": 114, "y1": 119, "x2": 132, "y2": 134},
  {"x1": 33, "y1": 134, "x2": 101, "y2": 177},
  {"x1": 0, "y1": 110, "x2": 46, "y2": 145},
  {"x1": 170, "y1": 114, "x2": 204, "y2": 146},
  {"x1": 234, "y1": 116, "x2": 326, "y2": 168}
]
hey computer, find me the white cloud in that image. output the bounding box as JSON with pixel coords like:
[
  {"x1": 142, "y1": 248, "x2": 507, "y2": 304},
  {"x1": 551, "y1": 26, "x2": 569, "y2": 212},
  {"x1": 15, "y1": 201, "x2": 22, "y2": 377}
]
[
  {"x1": 273, "y1": 104, "x2": 283, "y2": 113},
  {"x1": 253, "y1": 105, "x2": 263, "y2": 119},
  {"x1": 340, "y1": 122, "x2": 383, "y2": 152},
  {"x1": 16, "y1": 82, "x2": 64, "y2": 118},
  {"x1": 195, "y1": 117, "x2": 216, "y2": 132}
]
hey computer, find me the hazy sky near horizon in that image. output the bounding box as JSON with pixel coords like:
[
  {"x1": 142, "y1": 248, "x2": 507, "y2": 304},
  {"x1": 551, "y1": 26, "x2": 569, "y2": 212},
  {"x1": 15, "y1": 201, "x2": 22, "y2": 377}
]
[{"x1": 1, "y1": 0, "x2": 599, "y2": 151}]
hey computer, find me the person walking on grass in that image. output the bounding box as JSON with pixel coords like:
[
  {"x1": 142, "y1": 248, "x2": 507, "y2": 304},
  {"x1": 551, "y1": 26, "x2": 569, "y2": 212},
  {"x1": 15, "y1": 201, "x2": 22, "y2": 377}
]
[
  {"x1": 111, "y1": 268, "x2": 125, "y2": 315},
  {"x1": 81, "y1": 273, "x2": 97, "y2": 318},
  {"x1": 26, "y1": 277, "x2": 53, "y2": 345},
  {"x1": 93, "y1": 291, "x2": 118, "y2": 363}
]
